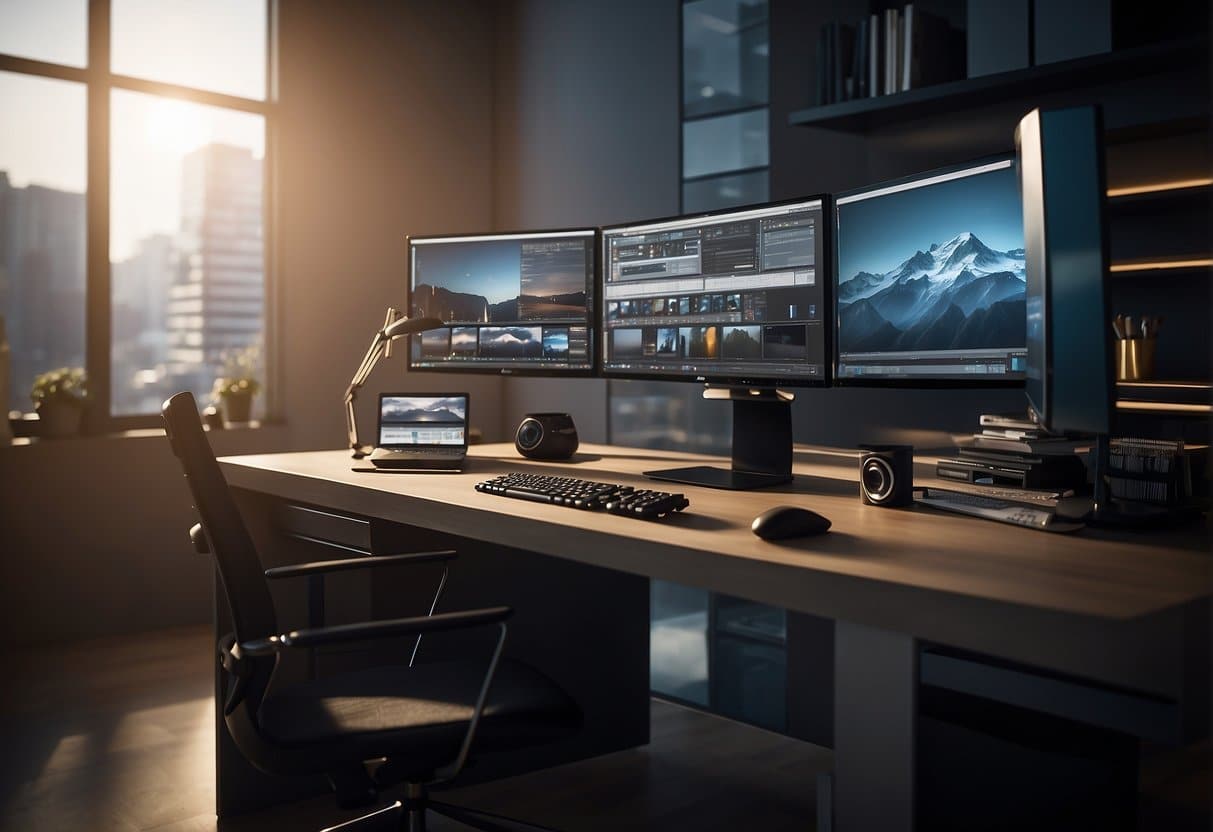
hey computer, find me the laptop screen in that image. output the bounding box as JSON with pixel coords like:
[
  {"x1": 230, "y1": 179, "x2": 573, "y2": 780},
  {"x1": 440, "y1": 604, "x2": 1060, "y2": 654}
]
[{"x1": 377, "y1": 394, "x2": 468, "y2": 448}]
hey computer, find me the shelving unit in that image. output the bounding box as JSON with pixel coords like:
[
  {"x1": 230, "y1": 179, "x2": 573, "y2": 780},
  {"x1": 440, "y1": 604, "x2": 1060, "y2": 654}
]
[{"x1": 787, "y1": 39, "x2": 1207, "y2": 132}]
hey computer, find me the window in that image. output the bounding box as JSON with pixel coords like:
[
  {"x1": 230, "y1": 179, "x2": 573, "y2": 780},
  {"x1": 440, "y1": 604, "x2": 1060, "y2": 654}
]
[
  {"x1": 681, "y1": 0, "x2": 769, "y2": 212},
  {"x1": 0, "y1": 0, "x2": 273, "y2": 430}
]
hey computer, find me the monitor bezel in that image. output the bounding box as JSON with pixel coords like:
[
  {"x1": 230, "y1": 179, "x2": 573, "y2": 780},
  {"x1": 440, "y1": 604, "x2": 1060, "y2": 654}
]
[
  {"x1": 832, "y1": 154, "x2": 1027, "y2": 389},
  {"x1": 405, "y1": 227, "x2": 600, "y2": 378},
  {"x1": 598, "y1": 194, "x2": 833, "y2": 389}
]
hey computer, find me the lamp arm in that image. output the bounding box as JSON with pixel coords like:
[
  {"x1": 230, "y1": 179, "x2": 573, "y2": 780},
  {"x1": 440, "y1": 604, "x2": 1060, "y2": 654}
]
[
  {"x1": 346, "y1": 331, "x2": 388, "y2": 458},
  {"x1": 343, "y1": 309, "x2": 445, "y2": 460}
]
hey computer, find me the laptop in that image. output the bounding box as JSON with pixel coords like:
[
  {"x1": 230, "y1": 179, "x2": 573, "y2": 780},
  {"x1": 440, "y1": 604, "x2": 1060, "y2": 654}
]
[{"x1": 370, "y1": 393, "x2": 469, "y2": 471}]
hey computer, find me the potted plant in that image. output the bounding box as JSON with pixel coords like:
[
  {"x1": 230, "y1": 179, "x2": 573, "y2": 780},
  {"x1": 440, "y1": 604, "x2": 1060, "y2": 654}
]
[
  {"x1": 31, "y1": 366, "x2": 88, "y2": 438},
  {"x1": 213, "y1": 344, "x2": 261, "y2": 426}
]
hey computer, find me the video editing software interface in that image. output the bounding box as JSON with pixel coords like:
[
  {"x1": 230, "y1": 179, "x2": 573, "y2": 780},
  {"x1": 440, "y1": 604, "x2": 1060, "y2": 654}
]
[
  {"x1": 378, "y1": 395, "x2": 468, "y2": 447},
  {"x1": 408, "y1": 230, "x2": 594, "y2": 373},
  {"x1": 835, "y1": 158, "x2": 1027, "y2": 381},
  {"x1": 601, "y1": 199, "x2": 826, "y2": 381}
]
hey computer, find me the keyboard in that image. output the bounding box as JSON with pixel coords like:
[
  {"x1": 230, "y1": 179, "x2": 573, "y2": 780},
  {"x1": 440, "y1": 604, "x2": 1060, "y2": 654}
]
[
  {"x1": 926, "y1": 482, "x2": 1066, "y2": 506},
  {"x1": 475, "y1": 473, "x2": 690, "y2": 520},
  {"x1": 915, "y1": 487, "x2": 1083, "y2": 533}
]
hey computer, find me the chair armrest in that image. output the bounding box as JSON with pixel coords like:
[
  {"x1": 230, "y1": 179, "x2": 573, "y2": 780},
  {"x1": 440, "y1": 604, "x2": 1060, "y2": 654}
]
[
  {"x1": 263, "y1": 545, "x2": 456, "y2": 580},
  {"x1": 239, "y1": 606, "x2": 512, "y2": 655}
]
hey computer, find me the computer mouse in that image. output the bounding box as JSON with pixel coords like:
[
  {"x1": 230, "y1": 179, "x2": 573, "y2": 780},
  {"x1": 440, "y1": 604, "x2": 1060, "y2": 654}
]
[{"x1": 751, "y1": 505, "x2": 832, "y2": 540}]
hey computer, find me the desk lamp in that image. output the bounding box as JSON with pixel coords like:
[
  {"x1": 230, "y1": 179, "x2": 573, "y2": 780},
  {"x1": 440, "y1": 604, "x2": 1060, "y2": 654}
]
[{"x1": 345, "y1": 307, "x2": 445, "y2": 458}]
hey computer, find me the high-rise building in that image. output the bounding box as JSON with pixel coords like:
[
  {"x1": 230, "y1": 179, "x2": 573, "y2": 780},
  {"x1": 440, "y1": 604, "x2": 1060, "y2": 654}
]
[
  {"x1": 166, "y1": 144, "x2": 263, "y2": 400},
  {"x1": 111, "y1": 232, "x2": 176, "y2": 414},
  {"x1": 0, "y1": 171, "x2": 87, "y2": 413}
]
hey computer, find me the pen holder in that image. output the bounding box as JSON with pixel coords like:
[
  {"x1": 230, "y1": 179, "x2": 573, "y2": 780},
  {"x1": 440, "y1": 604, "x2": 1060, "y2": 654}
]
[{"x1": 1116, "y1": 338, "x2": 1156, "y2": 381}]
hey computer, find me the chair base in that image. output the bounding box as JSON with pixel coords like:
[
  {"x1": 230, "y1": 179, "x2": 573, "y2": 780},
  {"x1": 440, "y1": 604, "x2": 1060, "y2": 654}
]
[{"x1": 319, "y1": 783, "x2": 561, "y2": 832}]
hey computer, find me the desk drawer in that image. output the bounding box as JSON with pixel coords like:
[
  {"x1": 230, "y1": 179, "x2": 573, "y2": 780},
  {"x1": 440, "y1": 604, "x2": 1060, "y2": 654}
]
[{"x1": 278, "y1": 504, "x2": 372, "y2": 552}]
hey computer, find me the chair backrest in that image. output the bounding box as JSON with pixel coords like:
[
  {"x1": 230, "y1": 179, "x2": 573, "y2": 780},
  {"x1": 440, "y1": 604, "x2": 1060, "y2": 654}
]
[{"x1": 162, "y1": 391, "x2": 277, "y2": 643}]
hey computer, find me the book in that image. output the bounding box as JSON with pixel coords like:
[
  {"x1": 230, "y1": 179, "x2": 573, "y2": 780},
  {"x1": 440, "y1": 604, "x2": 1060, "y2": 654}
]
[
  {"x1": 869, "y1": 13, "x2": 880, "y2": 96},
  {"x1": 899, "y1": 4, "x2": 962, "y2": 91},
  {"x1": 981, "y1": 427, "x2": 1046, "y2": 440},
  {"x1": 960, "y1": 434, "x2": 1091, "y2": 455},
  {"x1": 901, "y1": 4, "x2": 913, "y2": 92},
  {"x1": 979, "y1": 412, "x2": 1043, "y2": 431},
  {"x1": 884, "y1": 8, "x2": 899, "y2": 95}
]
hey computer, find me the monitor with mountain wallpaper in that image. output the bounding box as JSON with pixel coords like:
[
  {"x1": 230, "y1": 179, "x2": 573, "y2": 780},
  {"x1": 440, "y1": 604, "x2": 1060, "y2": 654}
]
[
  {"x1": 834, "y1": 157, "x2": 1027, "y2": 385},
  {"x1": 407, "y1": 229, "x2": 596, "y2": 375}
]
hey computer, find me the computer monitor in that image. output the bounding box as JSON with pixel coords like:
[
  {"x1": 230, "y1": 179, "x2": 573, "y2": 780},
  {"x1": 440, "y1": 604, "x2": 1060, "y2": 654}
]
[
  {"x1": 1016, "y1": 106, "x2": 1112, "y2": 437},
  {"x1": 834, "y1": 157, "x2": 1027, "y2": 384},
  {"x1": 600, "y1": 196, "x2": 829, "y2": 386},
  {"x1": 407, "y1": 229, "x2": 596, "y2": 375},
  {"x1": 599, "y1": 197, "x2": 828, "y2": 490}
]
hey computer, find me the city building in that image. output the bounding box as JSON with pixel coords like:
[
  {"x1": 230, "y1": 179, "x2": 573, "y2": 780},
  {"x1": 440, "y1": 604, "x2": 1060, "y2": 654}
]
[
  {"x1": 0, "y1": 170, "x2": 86, "y2": 413},
  {"x1": 165, "y1": 143, "x2": 263, "y2": 403}
]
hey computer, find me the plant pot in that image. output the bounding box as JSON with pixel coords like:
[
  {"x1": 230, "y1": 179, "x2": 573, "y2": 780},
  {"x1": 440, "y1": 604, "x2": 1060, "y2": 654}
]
[
  {"x1": 221, "y1": 392, "x2": 253, "y2": 426},
  {"x1": 36, "y1": 401, "x2": 84, "y2": 438}
]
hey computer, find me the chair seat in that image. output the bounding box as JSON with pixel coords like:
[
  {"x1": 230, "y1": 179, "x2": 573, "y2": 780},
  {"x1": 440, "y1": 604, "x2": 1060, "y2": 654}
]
[{"x1": 259, "y1": 658, "x2": 580, "y2": 771}]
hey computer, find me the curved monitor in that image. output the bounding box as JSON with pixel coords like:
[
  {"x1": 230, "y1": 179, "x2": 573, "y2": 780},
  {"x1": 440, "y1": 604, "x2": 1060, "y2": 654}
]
[
  {"x1": 834, "y1": 157, "x2": 1027, "y2": 386},
  {"x1": 599, "y1": 197, "x2": 829, "y2": 387},
  {"x1": 407, "y1": 229, "x2": 597, "y2": 375}
]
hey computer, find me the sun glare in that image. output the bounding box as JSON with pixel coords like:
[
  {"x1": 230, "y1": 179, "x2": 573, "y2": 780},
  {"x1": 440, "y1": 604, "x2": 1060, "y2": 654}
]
[{"x1": 143, "y1": 98, "x2": 212, "y2": 155}]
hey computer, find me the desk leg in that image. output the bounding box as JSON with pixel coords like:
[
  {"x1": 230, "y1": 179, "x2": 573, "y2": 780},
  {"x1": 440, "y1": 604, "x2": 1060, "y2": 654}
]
[{"x1": 833, "y1": 621, "x2": 917, "y2": 832}]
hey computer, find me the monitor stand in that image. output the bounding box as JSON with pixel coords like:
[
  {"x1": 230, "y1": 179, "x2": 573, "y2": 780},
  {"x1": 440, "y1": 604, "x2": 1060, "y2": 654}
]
[{"x1": 645, "y1": 386, "x2": 794, "y2": 490}]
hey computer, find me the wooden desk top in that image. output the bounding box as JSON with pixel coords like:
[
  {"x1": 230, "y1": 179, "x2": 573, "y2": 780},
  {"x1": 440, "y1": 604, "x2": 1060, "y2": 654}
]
[{"x1": 221, "y1": 443, "x2": 1211, "y2": 697}]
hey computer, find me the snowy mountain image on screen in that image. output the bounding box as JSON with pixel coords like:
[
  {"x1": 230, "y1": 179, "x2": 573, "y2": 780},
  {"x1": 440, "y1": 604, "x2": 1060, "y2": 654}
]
[
  {"x1": 837, "y1": 232, "x2": 1026, "y2": 353},
  {"x1": 382, "y1": 397, "x2": 466, "y2": 423}
]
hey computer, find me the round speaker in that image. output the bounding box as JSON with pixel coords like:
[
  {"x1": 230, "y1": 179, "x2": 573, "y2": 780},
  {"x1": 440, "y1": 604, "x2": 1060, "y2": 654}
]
[
  {"x1": 861, "y1": 456, "x2": 896, "y2": 503},
  {"x1": 515, "y1": 413, "x2": 579, "y2": 460},
  {"x1": 859, "y1": 445, "x2": 913, "y2": 507}
]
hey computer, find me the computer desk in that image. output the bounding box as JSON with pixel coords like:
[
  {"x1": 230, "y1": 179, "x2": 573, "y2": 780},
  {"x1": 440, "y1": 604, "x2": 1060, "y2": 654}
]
[{"x1": 218, "y1": 442, "x2": 1210, "y2": 831}]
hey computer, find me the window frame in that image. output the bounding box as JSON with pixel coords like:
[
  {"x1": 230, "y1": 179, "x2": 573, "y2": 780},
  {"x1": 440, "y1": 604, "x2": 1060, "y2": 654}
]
[{"x1": 0, "y1": 0, "x2": 279, "y2": 434}]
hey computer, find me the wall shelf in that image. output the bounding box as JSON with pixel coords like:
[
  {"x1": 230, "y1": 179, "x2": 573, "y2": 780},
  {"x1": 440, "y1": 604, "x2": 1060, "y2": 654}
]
[
  {"x1": 1116, "y1": 381, "x2": 1212, "y2": 415},
  {"x1": 787, "y1": 39, "x2": 1207, "y2": 132},
  {"x1": 1107, "y1": 179, "x2": 1212, "y2": 202},
  {"x1": 1109, "y1": 258, "x2": 1213, "y2": 278}
]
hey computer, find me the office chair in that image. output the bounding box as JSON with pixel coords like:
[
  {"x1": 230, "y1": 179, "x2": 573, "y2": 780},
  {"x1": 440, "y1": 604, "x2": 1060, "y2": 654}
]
[{"x1": 162, "y1": 392, "x2": 581, "y2": 832}]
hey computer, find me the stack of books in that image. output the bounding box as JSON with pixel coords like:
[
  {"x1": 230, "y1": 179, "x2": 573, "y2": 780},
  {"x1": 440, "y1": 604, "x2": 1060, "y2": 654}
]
[
  {"x1": 937, "y1": 414, "x2": 1090, "y2": 490},
  {"x1": 816, "y1": 3, "x2": 962, "y2": 106}
]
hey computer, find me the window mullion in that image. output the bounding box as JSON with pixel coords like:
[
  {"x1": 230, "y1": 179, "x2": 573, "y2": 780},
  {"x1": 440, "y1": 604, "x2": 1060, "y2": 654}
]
[{"x1": 84, "y1": 0, "x2": 112, "y2": 433}]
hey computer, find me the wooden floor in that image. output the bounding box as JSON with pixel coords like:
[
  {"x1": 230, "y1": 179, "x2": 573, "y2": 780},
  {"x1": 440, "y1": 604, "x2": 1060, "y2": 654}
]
[
  {"x1": 0, "y1": 627, "x2": 829, "y2": 831},
  {"x1": 0, "y1": 627, "x2": 1207, "y2": 831}
]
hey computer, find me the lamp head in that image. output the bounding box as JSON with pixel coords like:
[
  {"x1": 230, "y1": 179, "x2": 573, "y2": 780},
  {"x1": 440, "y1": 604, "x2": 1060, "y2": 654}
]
[{"x1": 384, "y1": 315, "x2": 445, "y2": 341}]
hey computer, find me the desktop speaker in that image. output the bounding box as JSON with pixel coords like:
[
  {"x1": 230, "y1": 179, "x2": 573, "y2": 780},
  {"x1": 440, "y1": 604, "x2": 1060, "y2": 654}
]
[
  {"x1": 859, "y1": 445, "x2": 913, "y2": 507},
  {"x1": 515, "y1": 413, "x2": 579, "y2": 460}
]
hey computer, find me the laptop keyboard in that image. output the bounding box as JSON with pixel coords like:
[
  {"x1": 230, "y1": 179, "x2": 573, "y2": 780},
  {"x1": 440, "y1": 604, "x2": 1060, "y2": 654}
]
[{"x1": 379, "y1": 447, "x2": 465, "y2": 457}]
